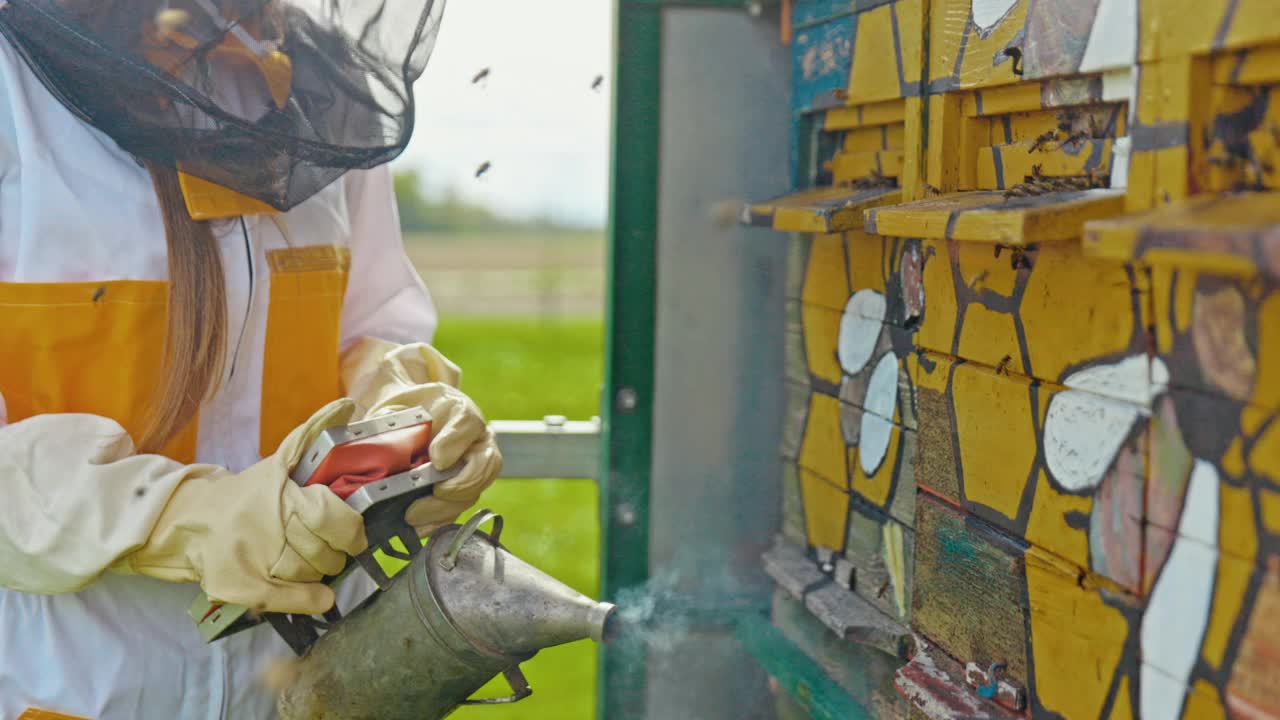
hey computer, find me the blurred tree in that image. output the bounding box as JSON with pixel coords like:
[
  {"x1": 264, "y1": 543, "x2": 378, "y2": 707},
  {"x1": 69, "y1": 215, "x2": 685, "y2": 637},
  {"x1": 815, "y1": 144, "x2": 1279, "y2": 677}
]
[
  {"x1": 393, "y1": 169, "x2": 436, "y2": 232},
  {"x1": 395, "y1": 169, "x2": 563, "y2": 233}
]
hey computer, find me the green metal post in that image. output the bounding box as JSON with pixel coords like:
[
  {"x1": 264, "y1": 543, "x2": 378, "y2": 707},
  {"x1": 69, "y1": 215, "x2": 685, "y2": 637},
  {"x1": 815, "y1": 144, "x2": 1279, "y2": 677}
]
[
  {"x1": 599, "y1": 0, "x2": 661, "y2": 717},
  {"x1": 600, "y1": 1, "x2": 786, "y2": 716}
]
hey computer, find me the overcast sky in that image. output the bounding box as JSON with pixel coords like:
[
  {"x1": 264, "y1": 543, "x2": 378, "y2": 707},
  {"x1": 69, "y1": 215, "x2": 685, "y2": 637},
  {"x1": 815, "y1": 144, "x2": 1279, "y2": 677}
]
[{"x1": 392, "y1": 0, "x2": 615, "y2": 228}]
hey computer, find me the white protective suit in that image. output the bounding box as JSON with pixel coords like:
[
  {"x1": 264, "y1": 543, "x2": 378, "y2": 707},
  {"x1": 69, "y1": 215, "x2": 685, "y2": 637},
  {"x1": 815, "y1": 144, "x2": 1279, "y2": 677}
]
[{"x1": 0, "y1": 31, "x2": 444, "y2": 718}]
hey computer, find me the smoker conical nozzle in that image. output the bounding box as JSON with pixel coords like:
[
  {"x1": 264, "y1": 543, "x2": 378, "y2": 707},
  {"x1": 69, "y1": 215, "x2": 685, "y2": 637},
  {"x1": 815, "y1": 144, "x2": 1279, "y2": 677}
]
[
  {"x1": 589, "y1": 601, "x2": 617, "y2": 643},
  {"x1": 433, "y1": 531, "x2": 620, "y2": 656},
  {"x1": 427, "y1": 515, "x2": 622, "y2": 655}
]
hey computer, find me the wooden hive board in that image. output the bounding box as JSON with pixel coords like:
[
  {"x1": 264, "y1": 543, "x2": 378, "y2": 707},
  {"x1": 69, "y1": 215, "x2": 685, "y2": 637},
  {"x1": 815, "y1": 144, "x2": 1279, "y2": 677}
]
[
  {"x1": 1084, "y1": 192, "x2": 1280, "y2": 280},
  {"x1": 914, "y1": 353, "x2": 1141, "y2": 588},
  {"x1": 771, "y1": 587, "x2": 910, "y2": 717},
  {"x1": 744, "y1": 186, "x2": 902, "y2": 234},
  {"x1": 911, "y1": 495, "x2": 1141, "y2": 719},
  {"x1": 908, "y1": 234, "x2": 1151, "y2": 389},
  {"x1": 863, "y1": 189, "x2": 1126, "y2": 245}
]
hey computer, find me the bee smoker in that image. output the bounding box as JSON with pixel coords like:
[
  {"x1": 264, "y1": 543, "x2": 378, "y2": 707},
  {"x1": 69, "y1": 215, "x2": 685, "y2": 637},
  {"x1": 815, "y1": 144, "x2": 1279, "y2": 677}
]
[
  {"x1": 186, "y1": 407, "x2": 616, "y2": 719},
  {"x1": 277, "y1": 509, "x2": 616, "y2": 719}
]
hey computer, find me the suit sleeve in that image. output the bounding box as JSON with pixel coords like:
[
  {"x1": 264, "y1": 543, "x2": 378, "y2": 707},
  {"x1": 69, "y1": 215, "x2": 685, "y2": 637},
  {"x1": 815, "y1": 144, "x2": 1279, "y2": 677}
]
[
  {"x1": 339, "y1": 165, "x2": 440, "y2": 349},
  {"x1": 0, "y1": 410, "x2": 199, "y2": 593}
]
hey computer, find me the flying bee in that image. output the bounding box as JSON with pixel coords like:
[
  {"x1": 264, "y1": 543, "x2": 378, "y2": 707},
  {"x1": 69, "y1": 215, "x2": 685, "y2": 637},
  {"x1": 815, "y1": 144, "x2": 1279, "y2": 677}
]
[
  {"x1": 876, "y1": 580, "x2": 891, "y2": 598},
  {"x1": 474, "y1": 161, "x2": 492, "y2": 179},
  {"x1": 591, "y1": 74, "x2": 605, "y2": 91},
  {"x1": 92, "y1": 286, "x2": 106, "y2": 303},
  {"x1": 924, "y1": 183, "x2": 943, "y2": 197},
  {"x1": 1003, "y1": 185, "x2": 1030, "y2": 200},
  {"x1": 1060, "y1": 178, "x2": 1084, "y2": 192},
  {"x1": 1050, "y1": 178, "x2": 1071, "y2": 192},
  {"x1": 1063, "y1": 128, "x2": 1091, "y2": 148},
  {"x1": 852, "y1": 168, "x2": 891, "y2": 190},
  {"x1": 1028, "y1": 130, "x2": 1060, "y2": 154},
  {"x1": 995, "y1": 355, "x2": 1013, "y2": 376},
  {"x1": 471, "y1": 67, "x2": 491, "y2": 84}
]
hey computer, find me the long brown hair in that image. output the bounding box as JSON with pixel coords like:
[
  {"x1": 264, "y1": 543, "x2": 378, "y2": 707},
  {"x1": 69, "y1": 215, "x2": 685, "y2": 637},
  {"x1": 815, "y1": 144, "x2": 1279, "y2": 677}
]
[{"x1": 138, "y1": 162, "x2": 228, "y2": 453}]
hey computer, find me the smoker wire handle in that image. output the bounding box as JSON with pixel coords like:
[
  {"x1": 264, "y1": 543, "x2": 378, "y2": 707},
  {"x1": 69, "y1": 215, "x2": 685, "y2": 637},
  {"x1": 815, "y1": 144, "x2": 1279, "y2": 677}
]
[
  {"x1": 440, "y1": 509, "x2": 503, "y2": 571},
  {"x1": 459, "y1": 666, "x2": 533, "y2": 705}
]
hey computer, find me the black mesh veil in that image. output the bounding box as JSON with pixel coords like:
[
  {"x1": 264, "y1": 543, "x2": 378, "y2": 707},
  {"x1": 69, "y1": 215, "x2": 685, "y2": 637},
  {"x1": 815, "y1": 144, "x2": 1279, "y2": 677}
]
[{"x1": 0, "y1": 0, "x2": 443, "y2": 210}]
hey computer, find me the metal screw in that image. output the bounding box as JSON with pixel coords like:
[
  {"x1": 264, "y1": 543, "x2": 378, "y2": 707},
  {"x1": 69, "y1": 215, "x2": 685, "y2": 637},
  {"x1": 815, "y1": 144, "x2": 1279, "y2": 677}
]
[
  {"x1": 615, "y1": 387, "x2": 638, "y2": 413},
  {"x1": 615, "y1": 503, "x2": 637, "y2": 527}
]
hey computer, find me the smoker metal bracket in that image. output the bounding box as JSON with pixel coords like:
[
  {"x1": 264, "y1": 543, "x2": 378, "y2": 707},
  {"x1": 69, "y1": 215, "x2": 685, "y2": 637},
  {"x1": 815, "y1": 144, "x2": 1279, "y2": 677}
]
[
  {"x1": 460, "y1": 666, "x2": 533, "y2": 706},
  {"x1": 291, "y1": 407, "x2": 431, "y2": 486}
]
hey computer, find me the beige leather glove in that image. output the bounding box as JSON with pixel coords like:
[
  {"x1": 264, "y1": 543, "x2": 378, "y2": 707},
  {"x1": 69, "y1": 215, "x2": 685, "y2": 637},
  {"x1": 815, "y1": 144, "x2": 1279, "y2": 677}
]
[
  {"x1": 342, "y1": 338, "x2": 502, "y2": 535},
  {"x1": 114, "y1": 400, "x2": 369, "y2": 614}
]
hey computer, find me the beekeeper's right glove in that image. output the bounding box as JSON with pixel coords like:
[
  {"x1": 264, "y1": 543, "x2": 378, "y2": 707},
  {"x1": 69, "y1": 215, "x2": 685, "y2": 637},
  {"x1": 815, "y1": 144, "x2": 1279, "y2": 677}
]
[
  {"x1": 341, "y1": 338, "x2": 502, "y2": 537},
  {"x1": 113, "y1": 399, "x2": 369, "y2": 615}
]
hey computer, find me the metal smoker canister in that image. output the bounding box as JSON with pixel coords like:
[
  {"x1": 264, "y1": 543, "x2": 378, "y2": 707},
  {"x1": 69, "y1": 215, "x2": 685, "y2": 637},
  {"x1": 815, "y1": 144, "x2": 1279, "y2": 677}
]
[{"x1": 277, "y1": 511, "x2": 616, "y2": 719}]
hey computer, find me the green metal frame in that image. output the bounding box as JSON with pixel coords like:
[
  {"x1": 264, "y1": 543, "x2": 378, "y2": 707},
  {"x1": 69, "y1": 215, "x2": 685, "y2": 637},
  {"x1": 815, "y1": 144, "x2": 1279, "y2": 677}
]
[
  {"x1": 599, "y1": 1, "x2": 661, "y2": 717},
  {"x1": 600, "y1": 1, "x2": 861, "y2": 717},
  {"x1": 602, "y1": 1, "x2": 766, "y2": 714}
]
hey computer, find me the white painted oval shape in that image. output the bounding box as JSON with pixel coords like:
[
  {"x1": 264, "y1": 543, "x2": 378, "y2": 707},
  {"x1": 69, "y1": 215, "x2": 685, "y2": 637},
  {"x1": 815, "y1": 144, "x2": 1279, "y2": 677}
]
[
  {"x1": 859, "y1": 352, "x2": 899, "y2": 475},
  {"x1": 838, "y1": 289, "x2": 886, "y2": 375},
  {"x1": 1044, "y1": 389, "x2": 1140, "y2": 492},
  {"x1": 971, "y1": 0, "x2": 1019, "y2": 31},
  {"x1": 1139, "y1": 460, "x2": 1219, "y2": 720},
  {"x1": 1062, "y1": 354, "x2": 1163, "y2": 408},
  {"x1": 1047, "y1": 353, "x2": 1167, "y2": 492}
]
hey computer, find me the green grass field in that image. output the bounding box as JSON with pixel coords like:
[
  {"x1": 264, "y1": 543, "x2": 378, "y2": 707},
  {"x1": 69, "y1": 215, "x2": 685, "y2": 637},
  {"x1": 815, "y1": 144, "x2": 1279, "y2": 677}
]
[{"x1": 432, "y1": 316, "x2": 604, "y2": 720}]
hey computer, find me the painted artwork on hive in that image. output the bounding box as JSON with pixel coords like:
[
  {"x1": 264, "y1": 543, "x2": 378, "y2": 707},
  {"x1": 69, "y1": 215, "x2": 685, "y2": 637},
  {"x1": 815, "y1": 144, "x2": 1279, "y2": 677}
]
[
  {"x1": 783, "y1": 230, "x2": 1280, "y2": 720},
  {"x1": 770, "y1": 2, "x2": 1280, "y2": 719}
]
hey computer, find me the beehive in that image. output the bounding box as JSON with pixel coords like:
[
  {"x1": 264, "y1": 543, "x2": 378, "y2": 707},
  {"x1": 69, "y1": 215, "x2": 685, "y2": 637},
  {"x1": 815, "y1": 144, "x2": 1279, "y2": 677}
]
[{"x1": 750, "y1": 1, "x2": 1280, "y2": 717}]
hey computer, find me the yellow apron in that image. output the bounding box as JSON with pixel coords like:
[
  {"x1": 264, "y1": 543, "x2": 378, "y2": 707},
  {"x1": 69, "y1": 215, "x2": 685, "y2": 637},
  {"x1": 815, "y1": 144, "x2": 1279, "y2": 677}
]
[{"x1": 0, "y1": 246, "x2": 349, "y2": 461}]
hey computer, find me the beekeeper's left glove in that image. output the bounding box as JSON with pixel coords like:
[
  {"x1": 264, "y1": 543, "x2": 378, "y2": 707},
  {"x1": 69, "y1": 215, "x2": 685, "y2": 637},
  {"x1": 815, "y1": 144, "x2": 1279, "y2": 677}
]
[
  {"x1": 342, "y1": 338, "x2": 502, "y2": 536},
  {"x1": 114, "y1": 400, "x2": 369, "y2": 614}
]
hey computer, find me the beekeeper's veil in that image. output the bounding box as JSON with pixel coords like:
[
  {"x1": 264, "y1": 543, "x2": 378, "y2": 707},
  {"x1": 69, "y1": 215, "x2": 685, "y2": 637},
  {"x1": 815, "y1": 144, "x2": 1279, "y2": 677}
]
[{"x1": 0, "y1": 0, "x2": 442, "y2": 210}]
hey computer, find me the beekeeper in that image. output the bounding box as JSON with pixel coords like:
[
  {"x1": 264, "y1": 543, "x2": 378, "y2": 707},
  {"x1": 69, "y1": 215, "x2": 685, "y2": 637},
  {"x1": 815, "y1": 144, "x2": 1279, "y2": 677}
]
[{"x1": 0, "y1": 0, "x2": 501, "y2": 717}]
